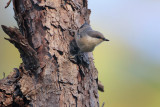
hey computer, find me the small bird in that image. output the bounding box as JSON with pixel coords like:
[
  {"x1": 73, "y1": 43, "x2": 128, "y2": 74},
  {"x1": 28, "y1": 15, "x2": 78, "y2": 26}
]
[{"x1": 75, "y1": 22, "x2": 109, "y2": 52}]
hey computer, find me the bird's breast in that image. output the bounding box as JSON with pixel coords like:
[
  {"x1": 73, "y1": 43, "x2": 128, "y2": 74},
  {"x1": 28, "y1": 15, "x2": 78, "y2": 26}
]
[{"x1": 75, "y1": 35, "x2": 103, "y2": 52}]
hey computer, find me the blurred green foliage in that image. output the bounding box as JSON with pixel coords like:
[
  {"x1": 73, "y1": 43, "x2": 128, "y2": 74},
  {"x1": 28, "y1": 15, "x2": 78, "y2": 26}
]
[
  {"x1": 93, "y1": 41, "x2": 160, "y2": 107},
  {"x1": 0, "y1": 30, "x2": 22, "y2": 79}
]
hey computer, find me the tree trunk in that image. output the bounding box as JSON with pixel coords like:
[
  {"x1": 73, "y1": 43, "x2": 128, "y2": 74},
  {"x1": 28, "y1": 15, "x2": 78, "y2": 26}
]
[{"x1": 0, "y1": 0, "x2": 100, "y2": 106}]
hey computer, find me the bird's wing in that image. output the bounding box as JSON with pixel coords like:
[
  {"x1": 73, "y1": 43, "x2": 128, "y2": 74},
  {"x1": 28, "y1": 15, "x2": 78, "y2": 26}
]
[
  {"x1": 79, "y1": 25, "x2": 92, "y2": 38},
  {"x1": 79, "y1": 22, "x2": 90, "y2": 29},
  {"x1": 87, "y1": 30, "x2": 109, "y2": 41}
]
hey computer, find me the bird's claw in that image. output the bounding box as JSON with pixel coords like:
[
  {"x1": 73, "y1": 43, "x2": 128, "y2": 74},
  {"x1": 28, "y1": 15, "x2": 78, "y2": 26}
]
[{"x1": 68, "y1": 54, "x2": 78, "y2": 63}]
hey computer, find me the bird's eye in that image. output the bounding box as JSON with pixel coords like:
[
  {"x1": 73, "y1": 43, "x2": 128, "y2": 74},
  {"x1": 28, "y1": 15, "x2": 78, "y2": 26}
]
[{"x1": 96, "y1": 36, "x2": 101, "y2": 39}]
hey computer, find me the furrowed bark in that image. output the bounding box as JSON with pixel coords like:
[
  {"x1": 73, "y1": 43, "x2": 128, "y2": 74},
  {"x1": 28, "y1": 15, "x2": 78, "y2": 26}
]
[{"x1": 0, "y1": 0, "x2": 102, "y2": 106}]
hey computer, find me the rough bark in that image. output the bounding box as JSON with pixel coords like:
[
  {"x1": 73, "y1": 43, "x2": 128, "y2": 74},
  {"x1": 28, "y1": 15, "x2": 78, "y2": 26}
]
[{"x1": 0, "y1": 0, "x2": 102, "y2": 106}]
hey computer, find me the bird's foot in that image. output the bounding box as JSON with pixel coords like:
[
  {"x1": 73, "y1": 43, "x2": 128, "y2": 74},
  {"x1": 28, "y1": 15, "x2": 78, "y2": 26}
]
[{"x1": 68, "y1": 54, "x2": 78, "y2": 63}]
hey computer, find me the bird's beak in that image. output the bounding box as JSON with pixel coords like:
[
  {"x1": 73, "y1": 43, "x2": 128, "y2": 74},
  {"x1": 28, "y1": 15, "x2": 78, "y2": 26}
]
[{"x1": 103, "y1": 38, "x2": 109, "y2": 41}]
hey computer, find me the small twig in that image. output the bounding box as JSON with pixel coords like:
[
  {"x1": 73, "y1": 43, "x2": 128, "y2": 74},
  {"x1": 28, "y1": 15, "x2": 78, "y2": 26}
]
[
  {"x1": 98, "y1": 80, "x2": 104, "y2": 92},
  {"x1": 3, "y1": 72, "x2": 5, "y2": 79},
  {"x1": 101, "y1": 102, "x2": 105, "y2": 107},
  {"x1": 5, "y1": 0, "x2": 12, "y2": 8}
]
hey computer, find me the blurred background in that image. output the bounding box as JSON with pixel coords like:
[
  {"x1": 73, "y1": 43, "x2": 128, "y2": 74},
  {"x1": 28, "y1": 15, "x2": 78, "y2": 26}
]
[{"x1": 0, "y1": 0, "x2": 160, "y2": 107}]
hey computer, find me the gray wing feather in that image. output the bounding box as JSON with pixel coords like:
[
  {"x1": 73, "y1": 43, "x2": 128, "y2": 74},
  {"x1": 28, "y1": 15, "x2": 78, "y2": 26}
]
[
  {"x1": 87, "y1": 30, "x2": 105, "y2": 39},
  {"x1": 87, "y1": 30, "x2": 109, "y2": 41},
  {"x1": 79, "y1": 22, "x2": 109, "y2": 41},
  {"x1": 79, "y1": 24, "x2": 92, "y2": 37}
]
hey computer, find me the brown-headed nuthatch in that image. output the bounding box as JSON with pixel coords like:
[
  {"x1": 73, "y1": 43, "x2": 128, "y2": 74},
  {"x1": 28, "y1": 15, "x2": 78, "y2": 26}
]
[{"x1": 75, "y1": 22, "x2": 109, "y2": 52}]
